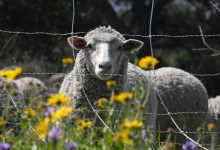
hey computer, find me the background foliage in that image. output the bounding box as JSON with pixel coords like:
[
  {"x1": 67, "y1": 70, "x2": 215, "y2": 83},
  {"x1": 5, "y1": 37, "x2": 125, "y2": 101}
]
[{"x1": 0, "y1": 0, "x2": 220, "y2": 96}]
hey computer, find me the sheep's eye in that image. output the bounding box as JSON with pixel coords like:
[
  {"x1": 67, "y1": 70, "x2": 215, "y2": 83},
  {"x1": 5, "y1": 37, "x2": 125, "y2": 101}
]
[
  {"x1": 117, "y1": 45, "x2": 123, "y2": 50},
  {"x1": 86, "y1": 44, "x2": 93, "y2": 49}
]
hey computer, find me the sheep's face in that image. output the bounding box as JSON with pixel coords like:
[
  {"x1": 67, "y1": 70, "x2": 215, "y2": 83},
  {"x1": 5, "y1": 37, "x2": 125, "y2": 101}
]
[{"x1": 67, "y1": 34, "x2": 143, "y2": 80}]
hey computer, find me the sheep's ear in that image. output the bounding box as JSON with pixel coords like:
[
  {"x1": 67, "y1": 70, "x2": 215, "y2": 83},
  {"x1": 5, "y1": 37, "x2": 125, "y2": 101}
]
[
  {"x1": 67, "y1": 36, "x2": 87, "y2": 50},
  {"x1": 123, "y1": 39, "x2": 144, "y2": 52}
]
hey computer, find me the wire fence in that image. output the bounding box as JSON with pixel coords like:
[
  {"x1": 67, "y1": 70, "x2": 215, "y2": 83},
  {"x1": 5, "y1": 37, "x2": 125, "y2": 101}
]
[{"x1": 1, "y1": 0, "x2": 220, "y2": 149}]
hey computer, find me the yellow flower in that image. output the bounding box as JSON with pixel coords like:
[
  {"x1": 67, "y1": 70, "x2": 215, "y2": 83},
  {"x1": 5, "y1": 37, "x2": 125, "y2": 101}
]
[
  {"x1": 0, "y1": 71, "x2": 4, "y2": 76},
  {"x1": 9, "y1": 88, "x2": 17, "y2": 96},
  {"x1": 47, "y1": 93, "x2": 71, "y2": 106},
  {"x1": 207, "y1": 123, "x2": 215, "y2": 131},
  {"x1": 24, "y1": 108, "x2": 36, "y2": 118},
  {"x1": 130, "y1": 120, "x2": 143, "y2": 128},
  {"x1": 0, "y1": 117, "x2": 5, "y2": 128},
  {"x1": 0, "y1": 67, "x2": 23, "y2": 81},
  {"x1": 76, "y1": 120, "x2": 92, "y2": 133},
  {"x1": 120, "y1": 120, "x2": 143, "y2": 129},
  {"x1": 14, "y1": 67, "x2": 23, "y2": 74},
  {"x1": 114, "y1": 129, "x2": 132, "y2": 146},
  {"x1": 37, "y1": 102, "x2": 44, "y2": 111},
  {"x1": 106, "y1": 80, "x2": 116, "y2": 88},
  {"x1": 35, "y1": 117, "x2": 50, "y2": 139},
  {"x1": 138, "y1": 56, "x2": 159, "y2": 70},
  {"x1": 62, "y1": 57, "x2": 73, "y2": 65},
  {"x1": 97, "y1": 98, "x2": 108, "y2": 109},
  {"x1": 0, "y1": 134, "x2": 4, "y2": 138},
  {"x1": 50, "y1": 107, "x2": 73, "y2": 123},
  {"x1": 114, "y1": 92, "x2": 133, "y2": 103}
]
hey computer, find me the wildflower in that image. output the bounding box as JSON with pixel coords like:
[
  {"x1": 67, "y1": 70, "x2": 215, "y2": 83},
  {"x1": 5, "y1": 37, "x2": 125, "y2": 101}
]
[
  {"x1": 207, "y1": 123, "x2": 215, "y2": 131},
  {"x1": 45, "y1": 106, "x2": 56, "y2": 117},
  {"x1": 0, "y1": 143, "x2": 11, "y2": 150},
  {"x1": 62, "y1": 57, "x2": 73, "y2": 65},
  {"x1": 0, "y1": 117, "x2": 5, "y2": 128},
  {"x1": 97, "y1": 98, "x2": 108, "y2": 109},
  {"x1": 37, "y1": 102, "x2": 45, "y2": 111},
  {"x1": 106, "y1": 80, "x2": 116, "y2": 88},
  {"x1": 114, "y1": 92, "x2": 133, "y2": 103},
  {"x1": 196, "y1": 127, "x2": 204, "y2": 133},
  {"x1": 0, "y1": 135, "x2": 4, "y2": 139},
  {"x1": 65, "y1": 142, "x2": 77, "y2": 150},
  {"x1": 182, "y1": 141, "x2": 197, "y2": 150},
  {"x1": 0, "y1": 67, "x2": 23, "y2": 81},
  {"x1": 114, "y1": 129, "x2": 132, "y2": 146},
  {"x1": 9, "y1": 89, "x2": 17, "y2": 96},
  {"x1": 53, "y1": 82, "x2": 61, "y2": 88},
  {"x1": 76, "y1": 120, "x2": 92, "y2": 133},
  {"x1": 35, "y1": 117, "x2": 50, "y2": 139},
  {"x1": 4, "y1": 82, "x2": 11, "y2": 89},
  {"x1": 24, "y1": 108, "x2": 36, "y2": 119},
  {"x1": 47, "y1": 128, "x2": 63, "y2": 143},
  {"x1": 162, "y1": 142, "x2": 176, "y2": 150},
  {"x1": 138, "y1": 56, "x2": 159, "y2": 70},
  {"x1": 47, "y1": 93, "x2": 71, "y2": 106},
  {"x1": 120, "y1": 120, "x2": 143, "y2": 129},
  {"x1": 139, "y1": 105, "x2": 145, "y2": 110},
  {"x1": 167, "y1": 128, "x2": 174, "y2": 133},
  {"x1": 50, "y1": 107, "x2": 73, "y2": 123}
]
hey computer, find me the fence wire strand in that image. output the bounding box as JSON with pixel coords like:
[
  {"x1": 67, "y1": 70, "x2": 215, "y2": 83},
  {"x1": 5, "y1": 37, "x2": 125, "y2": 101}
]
[{"x1": 1, "y1": 28, "x2": 220, "y2": 38}]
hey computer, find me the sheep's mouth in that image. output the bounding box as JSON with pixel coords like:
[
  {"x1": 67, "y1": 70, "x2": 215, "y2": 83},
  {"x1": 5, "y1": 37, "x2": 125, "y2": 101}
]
[{"x1": 97, "y1": 74, "x2": 113, "y2": 81}]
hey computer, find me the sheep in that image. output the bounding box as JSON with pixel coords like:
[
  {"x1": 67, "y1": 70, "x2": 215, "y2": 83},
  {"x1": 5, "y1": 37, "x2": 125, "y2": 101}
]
[
  {"x1": 59, "y1": 26, "x2": 158, "y2": 129},
  {"x1": 59, "y1": 26, "x2": 209, "y2": 140},
  {"x1": 153, "y1": 67, "x2": 208, "y2": 144},
  {"x1": 207, "y1": 96, "x2": 220, "y2": 145},
  {"x1": 14, "y1": 77, "x2": 58, "y2": 104},
  {"x1": 13, "y1": 77, "x2": 48, "y2": 104}
]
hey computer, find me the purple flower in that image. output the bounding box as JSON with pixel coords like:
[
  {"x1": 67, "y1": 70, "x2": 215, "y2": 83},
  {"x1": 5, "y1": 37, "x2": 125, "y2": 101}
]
[
  {"x1": 182, "y1": 141, "x2": 197, "y2": 150},
  {"x1": 0, "y1": 143, "x2": 11, "y2": 150},
  {"x1": 142, "y1": 131, "x2": 146, "y2": 138},
  {"x1": 47, "y1": 128, "x2": 63, "y2": 143},
  {"x1": 65, "y1": 142, "x2": 77, "y2": 150},
  {"x1": 45, "y1": 107, "x2": 56, "y2": 117}
]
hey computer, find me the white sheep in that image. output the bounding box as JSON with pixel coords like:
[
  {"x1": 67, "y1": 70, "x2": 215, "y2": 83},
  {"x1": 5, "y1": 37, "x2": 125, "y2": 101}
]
[
  {"x1": 60, "y1": 26, "x2": 158, "y2": 128},
  {"x1": 153, "y1": 67, "x2": 208, "y2": 143},
  {"x1": 208, "y1": 96, "x2": 220, "y2": 145},
  {"x1": 14, "y1": 77, "x2": 48, "y2": 104},
  {"x1": 60, "y1": 26, "x2": 209, "y2": 137}
]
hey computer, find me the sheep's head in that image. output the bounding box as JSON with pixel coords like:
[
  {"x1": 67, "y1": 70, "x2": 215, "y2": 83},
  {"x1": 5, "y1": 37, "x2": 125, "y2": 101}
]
[{"x1": 67, "y1": 27, "x2": 143, "y2": 80}]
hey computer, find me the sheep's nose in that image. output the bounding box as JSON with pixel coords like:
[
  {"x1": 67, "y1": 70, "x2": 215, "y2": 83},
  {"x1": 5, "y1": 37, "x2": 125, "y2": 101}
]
[{"x1": 99, "y1": 62, "x2": 112, "y2": 71}]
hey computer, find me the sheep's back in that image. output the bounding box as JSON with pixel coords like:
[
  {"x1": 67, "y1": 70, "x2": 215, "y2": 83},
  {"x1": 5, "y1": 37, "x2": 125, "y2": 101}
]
[
  {"x1": 155, "y1": 67, "x2": 208, "y2": 143},
  {"x1": 14, "y1": 77, "x2": 48, "y2": 104}
]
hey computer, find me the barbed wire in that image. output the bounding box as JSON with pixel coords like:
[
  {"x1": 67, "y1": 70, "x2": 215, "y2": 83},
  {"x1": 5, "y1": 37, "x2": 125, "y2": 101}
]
[
  {"x1": 0, "y1": 104, "x2": 216, "y2": 115},
  {"x1": 1, "y1": 28, "x2": 220, "y2": 38},
  {"x1": 154, "y1": 141, "x2": 220, "y2": 147},
  {"x1": 18, "y1": 71, "x2": 220, "y2": 78}
]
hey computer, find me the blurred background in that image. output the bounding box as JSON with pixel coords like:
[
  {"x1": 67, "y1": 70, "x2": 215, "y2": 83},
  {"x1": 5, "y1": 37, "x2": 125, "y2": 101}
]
[{"x1": 0, "y1": 0, "x2": 219, "y2": 97}]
